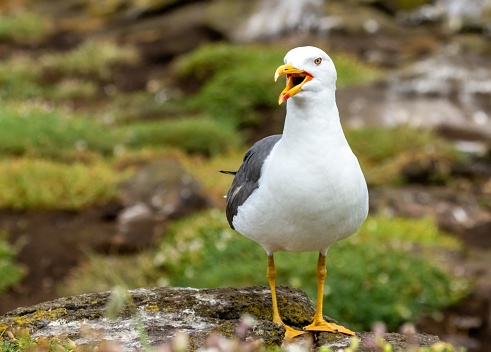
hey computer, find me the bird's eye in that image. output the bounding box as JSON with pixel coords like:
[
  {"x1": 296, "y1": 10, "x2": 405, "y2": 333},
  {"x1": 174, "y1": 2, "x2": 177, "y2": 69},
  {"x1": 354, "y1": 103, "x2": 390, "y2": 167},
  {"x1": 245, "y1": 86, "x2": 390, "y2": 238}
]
[{"x1": 314, "y1": 57, "x2": 322, "y2": 65}]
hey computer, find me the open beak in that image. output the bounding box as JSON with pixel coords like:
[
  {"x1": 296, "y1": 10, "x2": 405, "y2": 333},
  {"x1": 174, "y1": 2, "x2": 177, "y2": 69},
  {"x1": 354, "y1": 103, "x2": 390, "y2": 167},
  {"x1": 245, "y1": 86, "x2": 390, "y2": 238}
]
[{"x1": 274, "y1": 63, "x2": 313, "y2": 105}]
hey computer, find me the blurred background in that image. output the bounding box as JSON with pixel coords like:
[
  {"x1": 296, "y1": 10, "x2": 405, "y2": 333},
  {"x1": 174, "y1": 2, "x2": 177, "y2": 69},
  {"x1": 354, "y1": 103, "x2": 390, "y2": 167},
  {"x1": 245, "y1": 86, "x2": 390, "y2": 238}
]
[{"x1": 0, "y1": 0, "x2": 490, "y2": 350}]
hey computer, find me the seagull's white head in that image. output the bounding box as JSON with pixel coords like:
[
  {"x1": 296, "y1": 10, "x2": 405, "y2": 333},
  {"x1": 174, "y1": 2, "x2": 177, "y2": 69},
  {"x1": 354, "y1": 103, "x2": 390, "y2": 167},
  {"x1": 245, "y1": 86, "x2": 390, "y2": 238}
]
[{"x1": 274, "y1": 46, "x2": 337, "y2": 105}]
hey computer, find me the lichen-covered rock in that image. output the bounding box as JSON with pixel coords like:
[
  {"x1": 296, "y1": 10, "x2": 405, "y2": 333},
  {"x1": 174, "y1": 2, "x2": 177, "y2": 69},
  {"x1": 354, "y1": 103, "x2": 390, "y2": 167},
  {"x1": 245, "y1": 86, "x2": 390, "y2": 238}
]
[{"x1": 0, "y1": 286, "x2": 439, "y2": 351}]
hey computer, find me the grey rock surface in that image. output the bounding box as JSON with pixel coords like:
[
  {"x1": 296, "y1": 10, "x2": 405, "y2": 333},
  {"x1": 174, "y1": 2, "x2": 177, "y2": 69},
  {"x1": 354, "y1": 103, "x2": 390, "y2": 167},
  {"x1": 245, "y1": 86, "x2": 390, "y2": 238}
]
[
  {"x1": 0, "y1": 286, "x2": 440, "y2": 351},
  {"x1": 115, "y1": 160, "x2": 209, "y2": 250}
]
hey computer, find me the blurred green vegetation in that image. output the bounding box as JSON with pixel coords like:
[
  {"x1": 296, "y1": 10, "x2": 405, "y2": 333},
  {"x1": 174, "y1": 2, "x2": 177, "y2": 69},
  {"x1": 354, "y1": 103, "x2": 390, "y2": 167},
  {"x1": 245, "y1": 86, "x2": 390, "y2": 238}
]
[
  {"x1": 0, "y1": 158, "x2": 125, "y2": 210},
  {"x1": 0, "y1": 104, "x2": 119, "y2": 159},
  {"x1": 0, "y1": 39, "x2": 426, "y2": 210},
  {"x1": 0, "y1": 233, "x2": 25, "y2": 294},
  {"x1": 0, "y1": 11, "x2": 51, "y2": 44},
  {"x1": 0, "y1": 40, "x2": 137, "y2": 101},
  {"x1": 61, "y1": 210, "x2": 467, "y2": 332},
  {"x1": 347, "y1": 127, "x2": 463, "y2": 186},
  {"x1": 0, "y1": 324, "x2": 462, "y2": 352},
  {"x1": 176, "y1": 43, "x2": 381, "y2": 128},
  {"x1": 41, "y1": 40, "x2": 139, "y2": 81},
  {"x1": 157, "y1": 211, "x2": 467, "y2": 331},
  {"x1": 0, "y1": 9, "x2": 470, "y2": 328},
  {"x1": 121, "y1": 117, "x2": 241, "y2": 156}
]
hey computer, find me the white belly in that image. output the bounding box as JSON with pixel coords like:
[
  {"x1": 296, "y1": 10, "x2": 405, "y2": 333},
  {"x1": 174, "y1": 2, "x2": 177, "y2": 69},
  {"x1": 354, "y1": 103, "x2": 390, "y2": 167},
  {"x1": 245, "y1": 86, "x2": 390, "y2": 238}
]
[{"x1": 232, "y1": 144, "x2": 368, "y2": 255}]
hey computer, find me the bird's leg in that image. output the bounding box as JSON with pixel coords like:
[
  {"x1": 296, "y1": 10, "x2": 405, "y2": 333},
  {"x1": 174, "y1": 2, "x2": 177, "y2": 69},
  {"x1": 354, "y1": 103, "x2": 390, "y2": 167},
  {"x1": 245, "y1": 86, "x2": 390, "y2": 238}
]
[
  {"x1": 304, "y1": 253, "x2": 355, "y2": 335},
  {"x1": 267, "y1": 255, "x2": 306, "y2": 340}
]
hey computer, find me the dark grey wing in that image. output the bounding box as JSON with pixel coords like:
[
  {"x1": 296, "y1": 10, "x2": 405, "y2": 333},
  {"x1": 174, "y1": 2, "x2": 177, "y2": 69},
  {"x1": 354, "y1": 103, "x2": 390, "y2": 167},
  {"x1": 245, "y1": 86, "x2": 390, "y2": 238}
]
[{"x1": 225, "y1": 134, "x2": 282, "y2": 229}]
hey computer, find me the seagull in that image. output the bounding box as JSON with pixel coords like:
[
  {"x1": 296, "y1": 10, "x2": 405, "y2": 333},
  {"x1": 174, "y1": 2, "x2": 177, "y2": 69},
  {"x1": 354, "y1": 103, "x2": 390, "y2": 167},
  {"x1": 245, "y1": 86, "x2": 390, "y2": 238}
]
[{"x1": 223, "y1": 46, "x2": 369, "y2": 339}]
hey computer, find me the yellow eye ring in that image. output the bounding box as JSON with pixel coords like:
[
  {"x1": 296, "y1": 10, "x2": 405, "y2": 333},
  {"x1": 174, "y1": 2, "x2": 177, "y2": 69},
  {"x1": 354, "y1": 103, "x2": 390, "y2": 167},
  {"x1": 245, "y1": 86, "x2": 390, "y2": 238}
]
[{"x1": 314, "y1": 57, "x2": 322, "y2": 65}]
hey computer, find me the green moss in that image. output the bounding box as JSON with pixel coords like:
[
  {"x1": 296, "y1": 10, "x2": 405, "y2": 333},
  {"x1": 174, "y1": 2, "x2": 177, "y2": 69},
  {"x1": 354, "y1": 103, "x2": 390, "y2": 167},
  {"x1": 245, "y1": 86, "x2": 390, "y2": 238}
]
[
  {"x1": 276, "y1": 299, "x2": 311, "y2": 326},
  {"x1": 212, "y1": 321, "x2": 236, "y2": 338}
]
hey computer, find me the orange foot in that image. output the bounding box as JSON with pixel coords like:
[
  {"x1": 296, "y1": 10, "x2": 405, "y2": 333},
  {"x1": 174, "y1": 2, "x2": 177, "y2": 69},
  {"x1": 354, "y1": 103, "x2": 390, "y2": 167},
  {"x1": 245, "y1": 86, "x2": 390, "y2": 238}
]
[
  {"x1": 304, "y1": 320, "x2": 355, "y2": 336},
  {"x1": 283, "y1": 325, "x2": 307, "y2": 340}
]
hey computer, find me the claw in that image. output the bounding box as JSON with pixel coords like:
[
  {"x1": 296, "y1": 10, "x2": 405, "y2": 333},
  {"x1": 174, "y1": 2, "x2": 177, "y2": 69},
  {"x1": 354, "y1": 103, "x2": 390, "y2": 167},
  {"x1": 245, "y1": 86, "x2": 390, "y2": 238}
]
[{"x1": 304, "y1": 320, "x2": 354, "y2": 335}]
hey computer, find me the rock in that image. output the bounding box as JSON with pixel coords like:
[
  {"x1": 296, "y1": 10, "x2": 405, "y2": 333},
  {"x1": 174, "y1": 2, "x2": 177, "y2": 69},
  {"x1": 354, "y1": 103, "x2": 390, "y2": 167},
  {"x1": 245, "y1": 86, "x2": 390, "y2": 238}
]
[
  {"x1": 119, "y1": 2, "x2": 225, "y2": 62},
  {"x1": 0, "y1": 286, "x2": 440, "y2": 351},
  {"x1": 400, "y1": 0, "x2": 491, "y2": 34},
  {"x1": 206, "y1": 0, "x2": 258, "y2": 41},
  {"x1": 53, "y1": 1, "x2": 226, "y2": 63},
  {"x1": 338, "y1": 45, "x2": 491, "y2": 148},
  {"x1": 369, "y1": 186, "x2": 491, "y2": 248},
  {"x1": 417, "y1": 293, "x2": 488, "y2": 351},
  {"x1": 115, "y1": 159, "x2": 209, "y2": 251},
  {"x1": 232, "y1": 0, "x2": 327, "y2": 42}
]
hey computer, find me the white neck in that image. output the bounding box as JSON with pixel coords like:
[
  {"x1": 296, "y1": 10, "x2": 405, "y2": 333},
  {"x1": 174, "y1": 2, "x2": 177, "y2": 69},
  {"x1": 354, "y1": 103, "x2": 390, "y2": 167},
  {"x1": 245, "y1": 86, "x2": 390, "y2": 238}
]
[{"x1": 280, "y1": 87, "x2": 347, "y2": 153}]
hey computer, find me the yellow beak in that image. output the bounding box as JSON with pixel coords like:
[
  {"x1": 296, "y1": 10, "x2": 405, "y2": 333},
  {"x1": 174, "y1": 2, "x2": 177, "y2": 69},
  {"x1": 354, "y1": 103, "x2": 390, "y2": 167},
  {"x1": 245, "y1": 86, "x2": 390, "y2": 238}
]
[{"x1": 274, "y1": 63, "x2": 313, "y2": 105}]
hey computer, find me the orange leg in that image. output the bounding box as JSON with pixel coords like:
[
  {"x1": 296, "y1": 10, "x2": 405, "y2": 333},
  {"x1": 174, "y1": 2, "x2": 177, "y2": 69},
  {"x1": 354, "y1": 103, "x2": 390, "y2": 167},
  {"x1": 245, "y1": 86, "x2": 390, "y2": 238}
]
[
  {"x1": 267, "y1": 255, "x2": 306, "y2": 340},
  {"x1": 304, "y1": 253, "x2": 355, "y2": 335}
]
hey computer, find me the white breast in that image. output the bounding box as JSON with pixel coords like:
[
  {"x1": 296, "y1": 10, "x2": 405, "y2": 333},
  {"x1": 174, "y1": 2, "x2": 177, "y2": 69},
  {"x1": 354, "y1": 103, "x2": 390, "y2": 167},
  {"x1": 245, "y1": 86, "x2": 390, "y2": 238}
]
[{"x1": 232, "y1": 137, "x2": 368, "y2": 255}]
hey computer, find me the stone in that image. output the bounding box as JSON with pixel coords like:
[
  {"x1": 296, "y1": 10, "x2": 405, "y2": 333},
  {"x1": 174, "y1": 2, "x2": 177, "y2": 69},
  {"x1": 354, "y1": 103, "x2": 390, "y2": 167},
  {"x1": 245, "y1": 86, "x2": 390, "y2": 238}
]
[
  {"x1": 0, "y1": 286, "x2": 440, "y2": 351},
  {"x1": 232, "y1": 0, "x2": 327, "y2": 42},
  {"x1": 338, "y1": 45, "x2": 491, "y2": 145},
  {"x1": 369, "y1": 185, "x2": 491, "y2": 248},
  {"x1": 115, "y1": 159, "x2": 209, "y2": 251}
]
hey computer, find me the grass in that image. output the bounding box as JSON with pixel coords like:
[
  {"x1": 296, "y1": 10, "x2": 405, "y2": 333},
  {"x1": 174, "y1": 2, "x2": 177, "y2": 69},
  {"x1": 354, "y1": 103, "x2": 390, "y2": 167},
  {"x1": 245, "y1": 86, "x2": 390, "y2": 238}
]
[
  {"x1": 176, "y1": 43, "x2": 380, "y2": 87},
  {"x1": 178, "y1": 126, "x2": 463, "y2": 205},
  {"x1": 346, "y1": 127, "x2": 463, "y2": 186},
  {"x1": 175, "y1": 43, "x2": 381, "y2": 128},
  {"x1": 0, "y1": 158, "x2": 125, "y2": 210},
  {"x1": 40, "y1": 40, "x2": 139, "y2": 81},
  {"x1": 0, "y1": 103, "x2": 120, "y2": 159},
  {"x1": 0, "y1": 40, "x2": 138, "y2": 103},
  {"x1": 175, "y1": 44, "x2": 286, "y2": 128},
  {"x1": 60, "y1": 209, "x2": 468, "y2": 332},
  {"x1": 45, "y1": 78, "x2": 99, "y2": 101},
  {"x1": 180, "y1": 149, "x2": 246, "y2": 204},
  {"x1": 0, "y1": 105, "x2": 462, "y2": 207},
  {"x1": 0, "y1": 30, "x2": 462, "y2": 212},
  {"x1": 0, "y1": 11, "x2": 51, "y2": 44},
  {"x1": 120, "y1": 117, "x2": 241, "y2": 156},
  {"x1": 0, "y1": 55, "x2": 44, "y2": 100},
  {"x1": 0, "y1": 233, "x2": 25, "y2": 294},
  {"x1": 155, "y1": 210, "x2": 466, "y2": 331}
]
